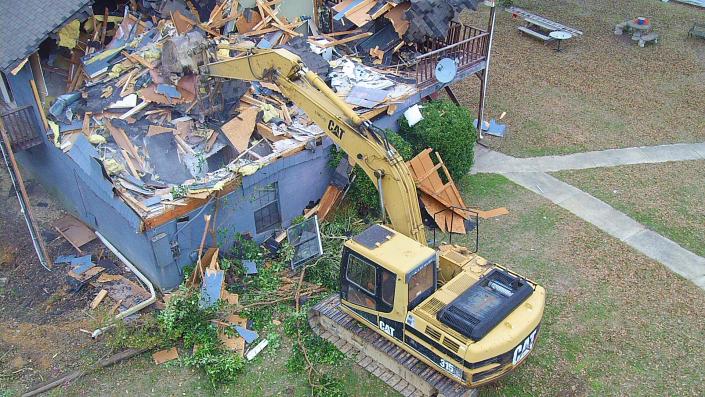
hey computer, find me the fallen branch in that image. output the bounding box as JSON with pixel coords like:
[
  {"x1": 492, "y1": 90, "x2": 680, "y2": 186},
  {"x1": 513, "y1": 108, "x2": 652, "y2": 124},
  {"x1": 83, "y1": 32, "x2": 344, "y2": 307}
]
[{"x1": 22, "y1": 348, "x2": 148, "y2": 397}]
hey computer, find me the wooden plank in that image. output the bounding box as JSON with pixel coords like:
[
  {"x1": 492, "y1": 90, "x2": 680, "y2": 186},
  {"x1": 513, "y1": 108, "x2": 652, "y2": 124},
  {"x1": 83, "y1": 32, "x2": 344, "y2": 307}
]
[
  {"x1": 29, "y1": 80, "x2": 49, "y2": 132},
  {"x1": 90, "y1": 289, "x2": 108, "y2": 309},
  {"x1": 105, "y1": 120, "x2": 141, "y2": 166},
  {"x1": 320, "y1": 32, "x2": 373, "y2": 48}
]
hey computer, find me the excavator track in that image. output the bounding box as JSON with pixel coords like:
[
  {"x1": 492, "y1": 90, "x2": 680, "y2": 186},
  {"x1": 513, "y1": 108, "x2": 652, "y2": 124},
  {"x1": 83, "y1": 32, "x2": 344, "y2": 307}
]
[{"x1": 309, "y1": 295, "x2": 477, "y2": 397}]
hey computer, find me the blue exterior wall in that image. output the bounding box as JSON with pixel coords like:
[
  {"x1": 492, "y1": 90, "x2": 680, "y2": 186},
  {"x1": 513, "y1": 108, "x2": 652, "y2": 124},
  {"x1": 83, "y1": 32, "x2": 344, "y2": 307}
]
[
  {"x1": 7, "y1": 62, "x2": 334, "y2": 290},
  {"x1": 15, "y1": 117, "x2": 334, "y2": 290}
]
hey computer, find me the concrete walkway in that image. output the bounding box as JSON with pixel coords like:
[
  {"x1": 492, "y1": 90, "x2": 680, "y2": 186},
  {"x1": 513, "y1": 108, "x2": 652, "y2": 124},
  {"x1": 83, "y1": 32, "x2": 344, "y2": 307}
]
[
  {"x1": 473, "y1": 144, "x2": 705, "y2": 290},
  {"x1": 473, "y1": 143, "x2": 705, "y2": 173}
]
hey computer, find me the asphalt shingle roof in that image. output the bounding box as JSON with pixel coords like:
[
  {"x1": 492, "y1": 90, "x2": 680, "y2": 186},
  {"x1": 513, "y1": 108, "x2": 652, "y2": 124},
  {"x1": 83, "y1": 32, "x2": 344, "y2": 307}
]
[{"x1": 0, "y1": 0, "x2": 93, "y2": 72}]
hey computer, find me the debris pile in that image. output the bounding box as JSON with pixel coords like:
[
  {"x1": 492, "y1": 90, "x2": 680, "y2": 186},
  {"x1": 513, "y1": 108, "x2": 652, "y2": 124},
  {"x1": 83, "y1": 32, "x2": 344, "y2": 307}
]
[{"x1": 47, "y1": 0, "x2": 477, "y2": 221}]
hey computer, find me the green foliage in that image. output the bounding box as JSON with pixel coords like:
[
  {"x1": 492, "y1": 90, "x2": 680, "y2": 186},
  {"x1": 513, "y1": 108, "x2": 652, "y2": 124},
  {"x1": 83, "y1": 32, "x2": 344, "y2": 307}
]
[
  {"x1": 171, "y1": 185, "x2": 188, "y2": 199},
  {"x1": 284, "y1": 304, "x2": 347, "y2": 397},
  {"x1": 182, "y1": 345, "x2": 245, "y2": 387},
  {"x1": 498, "y1": 0, "x2": 513, "y2": 7},
  {"x1": 385, "y1": 130, "x2": 414, "y2": 161},
  {"x1": 328, "y1": 145, "x2": 344, "y2": 169},
  {"x1": 106, "y1": 316, "x2": 162, "y2": 350},
  {"x1": 158, "y1": 287, "x2": 220, "y2": 349},
  {"x1": 345, "y1": 131, "x2": 414, "y2": 214},
  {"x1": 305, "y1": 212, "x2": 365, "y2": 289},
  {"x1": 232, "y1": 233, "x2": 263, "y2": 261},
  {"x1": 346, "y1": 166, "x2": 380, "y2": 214},
  {"x1": 156, "y1": 287, "x2": 244, "y2": 386},
  {"x1": 399, "y1": 100, "x2": 477, "y2": 180}
]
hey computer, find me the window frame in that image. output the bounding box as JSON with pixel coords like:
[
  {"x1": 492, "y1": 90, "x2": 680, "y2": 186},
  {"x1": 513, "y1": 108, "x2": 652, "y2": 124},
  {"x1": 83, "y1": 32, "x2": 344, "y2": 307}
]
[
  {"x1": 252, "y1": 182, "x2": 281, "y2": 234},
  {"x1": 407, "y1": 255, "x2": 438, "y2": 310},
  {"x1": 346, "y1": 253, "x2": 377, "y2": 296}
]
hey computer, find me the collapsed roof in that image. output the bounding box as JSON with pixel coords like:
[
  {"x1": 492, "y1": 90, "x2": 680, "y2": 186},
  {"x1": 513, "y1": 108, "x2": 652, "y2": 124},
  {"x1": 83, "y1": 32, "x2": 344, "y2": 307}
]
[{"x1": 45, "y1": 0, "x2": 487, "y2": 223}]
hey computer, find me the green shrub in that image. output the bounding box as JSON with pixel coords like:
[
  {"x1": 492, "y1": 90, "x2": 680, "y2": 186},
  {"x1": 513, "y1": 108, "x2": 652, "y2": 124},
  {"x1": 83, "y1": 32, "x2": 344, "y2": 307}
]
[
  {"x1": 346, "y1": 130, "x2": 414, "y2": 214},
  {"x1": 399, "y1": 100, "x2": 477, "y2": 180}
]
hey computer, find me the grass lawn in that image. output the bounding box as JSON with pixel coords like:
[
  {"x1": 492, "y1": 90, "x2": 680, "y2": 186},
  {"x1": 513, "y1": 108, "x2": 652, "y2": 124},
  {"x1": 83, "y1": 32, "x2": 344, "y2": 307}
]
[
  {"x1": 553, "y1": 160, "x2": 705, "y2": 257},
  {"x1": 457, "y1": 173, "x2": 705, "y2": 396},
  {"x1": 26, "y1": 173, "x2": 705, "y2": 397},
  {"x1": 456, "y1": 0, "x2": 705, "y2": 157}
]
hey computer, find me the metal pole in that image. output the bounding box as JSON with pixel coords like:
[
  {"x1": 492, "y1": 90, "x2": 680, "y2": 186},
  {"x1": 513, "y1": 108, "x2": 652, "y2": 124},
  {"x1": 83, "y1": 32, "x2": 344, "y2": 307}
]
[
  {"x1": 477, "y1": 2, "x2": 497, "y2": 140},
  {"x1": 0, "y1": 123, "x2": 52, "y2": 270}
]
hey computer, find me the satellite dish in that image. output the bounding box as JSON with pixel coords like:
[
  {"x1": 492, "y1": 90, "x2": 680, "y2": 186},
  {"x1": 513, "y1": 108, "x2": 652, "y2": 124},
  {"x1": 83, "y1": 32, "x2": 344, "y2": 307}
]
[{"x1": 435, "y1": 58, "x2": 457, "y2": 83}]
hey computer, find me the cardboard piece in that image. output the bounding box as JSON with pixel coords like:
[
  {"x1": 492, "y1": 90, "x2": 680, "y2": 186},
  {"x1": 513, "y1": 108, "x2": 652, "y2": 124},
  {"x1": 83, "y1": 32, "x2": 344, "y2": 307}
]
[
  {"x1": 152, "y1": 347, "x2": 179, "y2": 364},
  {"x1": 53, "y1": 215, "x2": 97, "y2": 252}
]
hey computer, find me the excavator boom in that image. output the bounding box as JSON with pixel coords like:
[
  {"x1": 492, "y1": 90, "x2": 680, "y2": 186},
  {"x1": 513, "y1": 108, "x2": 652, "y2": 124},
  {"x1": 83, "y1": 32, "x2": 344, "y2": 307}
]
[
  {"x1": 204, "y1": 48, "x2": 545, "y2": 394},
  {"x1": 204, "y1": 49, "x2": 426, "y2": 243}
]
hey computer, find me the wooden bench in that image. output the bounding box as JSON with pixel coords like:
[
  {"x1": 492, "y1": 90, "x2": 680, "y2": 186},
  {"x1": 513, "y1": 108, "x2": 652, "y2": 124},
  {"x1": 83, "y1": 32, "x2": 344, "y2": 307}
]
[
  {"x1": 517, "y1": 25, "x2": 552, "y2": 42},
  {"x1": 688, "y1": 23, "x2": 705, "y2": 40}
]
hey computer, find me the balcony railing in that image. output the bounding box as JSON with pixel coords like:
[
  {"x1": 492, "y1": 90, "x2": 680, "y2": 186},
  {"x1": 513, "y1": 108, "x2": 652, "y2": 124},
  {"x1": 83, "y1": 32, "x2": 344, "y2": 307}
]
[
  {"x1": 1, "y1": 105, "x2": 43, "y2": 152},
  {"x1": 414, "y1": 22, "x2": 489, "y2": 88}
]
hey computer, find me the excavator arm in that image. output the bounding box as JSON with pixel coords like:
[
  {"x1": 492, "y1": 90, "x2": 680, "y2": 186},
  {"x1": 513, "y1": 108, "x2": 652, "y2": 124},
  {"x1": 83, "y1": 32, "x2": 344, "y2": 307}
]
[{"x1": 204, "y1": 49, "x2": 427, "y2": 243}]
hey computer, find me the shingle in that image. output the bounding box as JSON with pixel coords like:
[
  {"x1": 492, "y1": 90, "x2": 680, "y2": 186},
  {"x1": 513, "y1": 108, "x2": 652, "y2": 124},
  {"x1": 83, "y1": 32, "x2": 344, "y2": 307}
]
[{"x1": 0, "y1": 0, "x2": 93, "y2": 72}]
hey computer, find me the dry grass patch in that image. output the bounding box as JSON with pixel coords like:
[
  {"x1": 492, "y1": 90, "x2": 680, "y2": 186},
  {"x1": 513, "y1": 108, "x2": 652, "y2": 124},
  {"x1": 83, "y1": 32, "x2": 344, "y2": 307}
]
[
  {"x1": 456, "y1": 0, "x2": 705, "y2": 157},
  {"x1": 554, "y1": 160, "x2": 705, "y2": 257}
]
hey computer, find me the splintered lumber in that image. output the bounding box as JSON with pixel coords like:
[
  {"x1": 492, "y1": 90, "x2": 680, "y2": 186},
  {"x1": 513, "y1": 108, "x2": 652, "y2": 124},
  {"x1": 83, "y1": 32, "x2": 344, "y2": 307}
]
[
  {"x1": 221, "y1": 107, "x2": 259, "y2": 152},
  {"x1": 420, "y1": 193, "x2": 465, "y2": 234},
  {"x1": 105, "y1": 120, "x2": 142, "y2": 166},
  {"x1": 256, "y1": 122, "x2": 286, "y2": 142},
  {"x1": 385, "y1": 2, "x2": 410, "y2": 38},
  {"x1": 236, "y1": 10, "x2": 262, "y2": 32},
  {"x1": 408, "y1": 149, "x2": 469, "y2": 219},
  {"x1": 320, "y1": 32, "x2": 373, "y2": 48}
]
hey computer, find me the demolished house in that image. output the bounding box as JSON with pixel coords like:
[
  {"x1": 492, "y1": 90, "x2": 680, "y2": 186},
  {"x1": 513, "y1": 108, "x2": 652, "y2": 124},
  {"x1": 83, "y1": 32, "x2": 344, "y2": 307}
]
[{"x1": 0, "y1": 0, "x2": 495, "y2": 290}]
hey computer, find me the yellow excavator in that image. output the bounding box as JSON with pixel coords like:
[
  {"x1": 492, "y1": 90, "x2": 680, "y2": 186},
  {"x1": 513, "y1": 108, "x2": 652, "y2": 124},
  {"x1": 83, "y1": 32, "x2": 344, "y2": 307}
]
[{"x1": 204, "y1": 48, "x2": 545, "y2": 396}]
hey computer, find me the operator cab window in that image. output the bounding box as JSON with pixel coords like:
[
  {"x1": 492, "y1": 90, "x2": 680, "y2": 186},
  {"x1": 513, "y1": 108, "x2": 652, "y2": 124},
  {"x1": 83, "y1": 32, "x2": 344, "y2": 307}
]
[
  {"x1": 408, "y1": 258, "x2": 437, "y2": 310},
  {"x1": 346, "y1": 254, "x2": 377, "y2": 309}
]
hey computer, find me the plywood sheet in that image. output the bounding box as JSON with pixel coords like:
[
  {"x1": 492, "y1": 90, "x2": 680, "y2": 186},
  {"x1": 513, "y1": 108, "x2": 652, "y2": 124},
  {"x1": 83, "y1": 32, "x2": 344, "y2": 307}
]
[
  {"x1": 385, "y1": 2, "x2": 410, "y2": 37},
  {"x1": 221, "y1": 107, "x2": 259, "y2": 152}
]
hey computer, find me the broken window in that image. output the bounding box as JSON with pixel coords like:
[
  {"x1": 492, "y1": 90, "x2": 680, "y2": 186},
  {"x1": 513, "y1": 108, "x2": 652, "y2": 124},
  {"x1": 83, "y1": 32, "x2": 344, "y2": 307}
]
[
  {"x1": 287, "y1": 216, "x2": 323, "y2": 270},
  {"x1": 252, "y1": 183, "x2": 281, "y2": 234}
]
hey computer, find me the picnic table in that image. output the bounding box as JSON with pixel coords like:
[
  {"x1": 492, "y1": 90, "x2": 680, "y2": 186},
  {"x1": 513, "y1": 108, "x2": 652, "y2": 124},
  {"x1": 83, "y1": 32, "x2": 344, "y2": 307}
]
[{"x1": 615, "y1": 17, "x2": 659, "y2": 47}]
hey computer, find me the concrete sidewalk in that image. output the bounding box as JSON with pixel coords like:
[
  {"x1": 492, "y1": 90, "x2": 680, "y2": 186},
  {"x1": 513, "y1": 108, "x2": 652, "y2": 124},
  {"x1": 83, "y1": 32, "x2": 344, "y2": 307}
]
[
  {"x1": 473, "y1": 143, "x2": 705, "y2": 290},
  {"x1": 473, "y1": 143, "x2": 705, "y2": 173}
]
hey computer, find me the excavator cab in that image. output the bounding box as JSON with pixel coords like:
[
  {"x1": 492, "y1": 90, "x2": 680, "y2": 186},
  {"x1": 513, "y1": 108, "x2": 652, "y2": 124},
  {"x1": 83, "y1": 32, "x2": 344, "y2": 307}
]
[{"x1": 338, "y1": 224, "x2": 545, "y2": 387}]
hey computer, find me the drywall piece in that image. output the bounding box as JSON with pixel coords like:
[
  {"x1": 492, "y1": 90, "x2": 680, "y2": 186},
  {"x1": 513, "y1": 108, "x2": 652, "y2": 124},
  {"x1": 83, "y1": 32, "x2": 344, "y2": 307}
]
[
  {"x1": 235, "y1": 325, "x2": 259, "y2": 343},
  {"x1": 246, "y1": 339, "x2": 269, "y2": 360},
  {"x1": 346, "y1": 86, "x2": 388, "y2": 108},
  {"x1": 242, "y1": 260, "x2": 258, "y2": 275},
  {"x1": 199, "y1": 268, "x2": 225, "y2": 308}
]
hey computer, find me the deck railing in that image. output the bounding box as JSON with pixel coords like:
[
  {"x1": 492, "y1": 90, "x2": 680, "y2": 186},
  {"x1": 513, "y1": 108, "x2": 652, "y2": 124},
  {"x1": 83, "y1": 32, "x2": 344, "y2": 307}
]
[
  {"x1": 1, "y1": 105, "x2": 43, "y2": 152},
  {"x1": 414, "y1": 22, "x2": 489, "y2": 88}
]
